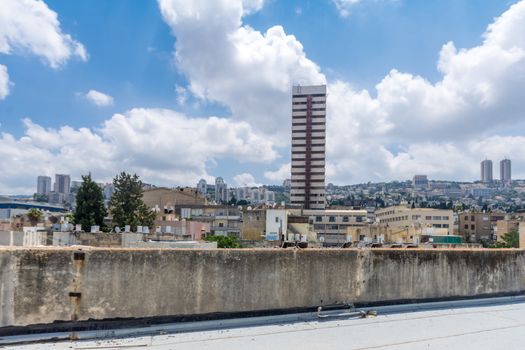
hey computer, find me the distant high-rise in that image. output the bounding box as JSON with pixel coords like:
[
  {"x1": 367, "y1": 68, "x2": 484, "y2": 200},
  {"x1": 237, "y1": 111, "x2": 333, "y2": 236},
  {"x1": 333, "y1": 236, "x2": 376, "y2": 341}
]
[
  {"x1": 481, "y1": 160, "x2": 493, "y2": 183},
  {"x1": 412, "y1": 175, "x2": 428, "y2": 189},
  {"x1": 500, "y1": 159, "x2": 511, "y2": 185},
  {"x1": 54, "y1": 174, "x2": 71, "y2": 194},
  {"x1": 197, "y1": 179, "x2": 207, "y2": 196},
  {"x1": 214, "y1": 177, "x2": 228, "y2": 203},
  {"x1": 290, "y1": 85, "x2": 326, "y2": 210},
  {"x1": 36, "y1": 176, "x2": 52, "y2": 196}
]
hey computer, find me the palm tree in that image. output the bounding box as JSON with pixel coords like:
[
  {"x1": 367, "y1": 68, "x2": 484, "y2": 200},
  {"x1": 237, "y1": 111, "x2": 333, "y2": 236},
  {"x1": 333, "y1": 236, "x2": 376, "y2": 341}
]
[{"x1": 26, "y1": 208, "x2": 43, "y2": 226}]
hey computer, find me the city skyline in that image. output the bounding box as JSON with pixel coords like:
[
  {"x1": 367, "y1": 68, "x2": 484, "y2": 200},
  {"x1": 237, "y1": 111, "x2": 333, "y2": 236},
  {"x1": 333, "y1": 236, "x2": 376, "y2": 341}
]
[{"x1": 1, "y1": 1, "x2": 525, "y2": 194}]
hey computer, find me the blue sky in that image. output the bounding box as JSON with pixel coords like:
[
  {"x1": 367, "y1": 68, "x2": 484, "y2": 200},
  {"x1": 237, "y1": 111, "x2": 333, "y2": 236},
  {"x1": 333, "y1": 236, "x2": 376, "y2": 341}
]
[{"x1": 0, "y1": 0, "x2": 524, "y2": 193}]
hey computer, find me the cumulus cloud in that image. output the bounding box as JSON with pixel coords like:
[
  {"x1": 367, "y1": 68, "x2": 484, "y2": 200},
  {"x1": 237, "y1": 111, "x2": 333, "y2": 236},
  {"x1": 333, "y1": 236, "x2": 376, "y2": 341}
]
[
  {"x1": 0, "y1": 0, "x2": 87, "y2": 68},
  {"x1": 84, "y1": 90, "x2": 114, "y2": 107},
  {"x1": 233, "y1": 172, "x2": 261, "y2": 187},
  {"x1": 158, "y1": 0, "x2": 325, "y2": 137},
  {"x1": 0, "y1": 64, "x2": 10, "y2": 100},
  {"x1": 264, "y1": 163, "x2": 290, "y2": 183},
  {"x1": 267, "y1": 0, "x2": 525, "y2": 183},
  {"x1": 0, "y1": 109, "x2": 278, "y2": 194}
]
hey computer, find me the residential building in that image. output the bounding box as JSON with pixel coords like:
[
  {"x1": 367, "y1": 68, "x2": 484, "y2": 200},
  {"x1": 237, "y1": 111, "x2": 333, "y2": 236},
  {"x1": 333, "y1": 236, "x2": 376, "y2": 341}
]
[
  {"x1": 36, "y1": 176, "x2": 52, "y2": 196},
  {"x1": 235, "y1": 187, "x2": 247, "y2": 202},
  {"x1": 215, "y1": 177, "x2": 228, "y2": 203},
  {"x1": 290, "y1": 84, "x2": 326, "y2": 210},
  {"x1": 305, "y1": 209, "x2": 367, "y2": 246},
  {"x1": 458, "y1": 212, "x2": 506, "y2": 242},
  {"x1": 375, "y1": 205, "x2": 454, "y2": 234},
  {"x1": 412, "y1": 175, "x2": 428, "y2": 189},
  {"x1": 481, "y1": 160, "x2": 493, "y2": 183},
  {"x1": 142, "y1": 187, "x2": 206, "y2": 221},
  {"x1": 500, "y1": 158, "x2": 511, "y2": 185},
  {"x1": 177, "y1": 205, "x2": 242, "y2": 238},
  {"x1": 283, "y1": 179, "x2": 291, "y2": 192},
  {"x1": 241, "y1": 209, "x2": 266, "y2": 240},
  {"x1": 54, "y1": 174, "x2": 71, "y2": 194},
  {"x1": 495, "y1": 218, "x2": 520, "y2": 242},
  {"x1": 197, "y1": 179, "x2": 207, "y2": 196},
  {"x1": 265, "y1": 209, "x2": 316, "y2": 243}
]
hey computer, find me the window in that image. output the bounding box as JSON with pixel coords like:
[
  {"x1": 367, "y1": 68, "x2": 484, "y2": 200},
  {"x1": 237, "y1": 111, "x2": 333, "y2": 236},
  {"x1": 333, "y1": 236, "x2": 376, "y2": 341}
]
[
  {"x1": 329, "y1": 216, "x2": 335, "y2": 222},
  {"x1": 443, "y1": 216, "x2": 449, "y2": 220},
  {"x1": 356, "y1": 216, "x2": 362, "y2": 222},
  {"x1": 471, "y1": 225, "x2": 475, "y2": 230},
  {"x1": 464, "y1": 224, "x2": 468, "y2": 229},
  {"x1": 443, "y1": 224, "x2": 449, "y2": 228},
  {"x1": 432, "y1": 216, "x2": 441, "y2": 220},
  {"x1": 471, "y1": 216, "x2": 475, "y2": 221},
  {"x1": 219, "y1": 223, "x2": 224, "y2": 227},
  {"x1": 275, "y1": 217, "x2": 279, "y2": 223},
  {"x1": 342, "y1": 216, "x2": 349, "y2": 222},
  {"x1": 316, "y1": 216, "x2": 322, "y2": 222},
  {"x1": 433, "y1": 224, "x2": 441, "y2": 228},
  {"x1": 331, "y1": 225, "x2": 338, "y2": 230},
  {"x1": 425, "y1": 216, "x2": 432, "y2": 220}
]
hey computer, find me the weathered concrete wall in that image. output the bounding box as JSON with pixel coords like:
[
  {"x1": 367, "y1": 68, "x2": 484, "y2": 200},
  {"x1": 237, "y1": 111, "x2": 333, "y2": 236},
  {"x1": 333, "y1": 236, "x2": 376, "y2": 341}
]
[{"x1": 1, "y1": 248, "x2": 524, "y2": 328}]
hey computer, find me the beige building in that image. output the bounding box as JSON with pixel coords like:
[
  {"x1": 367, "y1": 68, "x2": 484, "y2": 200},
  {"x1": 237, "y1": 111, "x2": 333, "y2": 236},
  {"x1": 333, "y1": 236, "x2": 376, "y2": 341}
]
[
  {"x1": 376, "y1": 206, "x2": 454, "y2": 234},
  {"x1": 241, "y1": 209, "x2": 266, "y2": 241},
  {"x1": 458, "y1": 212, "x2": 505, "y2": 242},
  {"x1": 495, "y1": 219, "x2": 520, "y2": 242},
  {"x1": 304, "y1": 209, "x2": 367, "y2": 246},
  {"x1": 143, "y1": 187, "x2": 206, "y2": 221},
  {"x1": 347, "y1": 224, "x2": 449, "y2": 245}
]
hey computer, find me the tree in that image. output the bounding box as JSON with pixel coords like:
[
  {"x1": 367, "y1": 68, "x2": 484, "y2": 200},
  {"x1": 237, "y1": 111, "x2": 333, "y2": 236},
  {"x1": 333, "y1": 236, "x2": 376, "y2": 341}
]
[
  {"x1": 26, "y1": 208, "x2": 43, "y2": 226},
  {"x1": 494, "y1": 230, "x2": 519, "y2": 248},
  {"x1": 228, "y1": 196, "x2": 238, "y2": 206},
  {"x1": 109, "y1": 172, "x2": 156, "y2": 231},
  {"x1": 204, "y1": 235, "x2": 240, "y2": 248},
  {"x1": 33, "y1": 193, "x2": 48, "y2": 202},
  {"x1": 74, "y1": 174, "x2": 107, "y2": 232}
]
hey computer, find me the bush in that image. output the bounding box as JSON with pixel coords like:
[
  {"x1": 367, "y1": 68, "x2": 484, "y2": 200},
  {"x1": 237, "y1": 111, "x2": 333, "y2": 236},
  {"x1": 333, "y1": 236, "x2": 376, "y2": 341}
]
[{"x1": 204, "y1": 235, "x2": 240, "y2": 248}]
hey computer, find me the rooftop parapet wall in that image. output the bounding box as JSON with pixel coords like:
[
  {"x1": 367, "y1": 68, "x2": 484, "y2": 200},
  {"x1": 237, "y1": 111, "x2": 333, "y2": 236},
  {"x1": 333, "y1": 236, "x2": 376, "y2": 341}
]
[{"x1": 0, "y1": 248, "x2": 524, "y2": 328}]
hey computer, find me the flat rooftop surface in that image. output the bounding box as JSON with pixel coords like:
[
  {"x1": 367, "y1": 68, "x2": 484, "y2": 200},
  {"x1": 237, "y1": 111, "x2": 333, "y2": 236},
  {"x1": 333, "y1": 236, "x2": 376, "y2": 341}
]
[{"x1": 8, "y1": 300, "x2": 525, "y2": 349}]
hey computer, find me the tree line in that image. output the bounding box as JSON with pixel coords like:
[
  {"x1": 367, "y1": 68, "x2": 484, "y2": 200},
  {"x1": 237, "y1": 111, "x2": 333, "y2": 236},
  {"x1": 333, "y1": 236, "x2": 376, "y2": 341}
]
[{"x1": 73, "y1": 171, "x2": 155, "y2": 232}]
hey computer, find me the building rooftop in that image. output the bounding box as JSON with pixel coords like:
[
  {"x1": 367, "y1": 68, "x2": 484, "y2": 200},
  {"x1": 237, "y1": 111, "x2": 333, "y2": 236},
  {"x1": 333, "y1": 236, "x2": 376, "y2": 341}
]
[{"x1": 7, "y1": 296, "x2": 525, "y2": 349}]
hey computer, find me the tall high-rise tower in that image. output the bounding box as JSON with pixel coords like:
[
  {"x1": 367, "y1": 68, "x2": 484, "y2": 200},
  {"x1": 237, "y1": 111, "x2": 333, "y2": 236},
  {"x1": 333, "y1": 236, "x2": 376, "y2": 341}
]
[
  {"x1": 290, "y1": 85, "x2": 326, "y2": 209},
  {"x1": 197, "y1": 179, "x2": 207, "y2": 196},
  {"x1": 54, "y1": 174, "x2": 71, "y2": 194},
  {"x1": 500, "y1": 158, "x2": 511, "y2": 185},
  {"x1": 481, "y1": 159, "x2": 493, "y2": 183},
  {"x1": 37, "y1": 176, "x2": 52, "y2": 196}
]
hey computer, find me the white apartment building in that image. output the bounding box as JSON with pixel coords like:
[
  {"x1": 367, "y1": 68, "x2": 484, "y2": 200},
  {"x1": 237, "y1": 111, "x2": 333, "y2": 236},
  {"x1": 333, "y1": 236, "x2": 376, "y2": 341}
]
[{"x1": 290, "y1": 85, "x2": 326, "y2": 210}]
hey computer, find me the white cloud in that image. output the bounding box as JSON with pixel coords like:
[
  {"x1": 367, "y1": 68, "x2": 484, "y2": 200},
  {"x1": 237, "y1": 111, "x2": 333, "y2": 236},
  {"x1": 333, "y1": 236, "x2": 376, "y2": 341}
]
[
  {"x1": 324, "y1": 0, "x2": 525, "y2": 183},
  {"x1": 158, "y1": 0, "x2": 325, "y2": 137},
  {"x1": 264, "y1": 163, "x2": 290, "y2": 183},
  {"x1": 175, "y1": 85, "x2": 188, "y2": 105},
  {"x1": 0, "y1": 64, "x2": 10, "y2": 100},
  {"x1": 84, "y1": 90, "x2": 114, "y2": 107},
  {"x1": 233, "y1": 173, "x2": 261, "y2": 187},
  {"x1": 0, "y1": 0, "x2": 87, "y2": 69},
  {"x1": 332, "y1": 0, "x2": 361, "y2": 17},
  {"x1": 156, "y1": 0, "x2": 525, "y2": 185},
  {"x1": 0, "y1": 109, "x2": 278, "y2": 194}
]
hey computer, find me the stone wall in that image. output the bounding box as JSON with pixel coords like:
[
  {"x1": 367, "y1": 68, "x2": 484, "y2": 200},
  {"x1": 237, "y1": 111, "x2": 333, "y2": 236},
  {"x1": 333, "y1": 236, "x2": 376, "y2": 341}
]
[{"x1": 0, "y1": 248, "x2": 524, "y2": 328}]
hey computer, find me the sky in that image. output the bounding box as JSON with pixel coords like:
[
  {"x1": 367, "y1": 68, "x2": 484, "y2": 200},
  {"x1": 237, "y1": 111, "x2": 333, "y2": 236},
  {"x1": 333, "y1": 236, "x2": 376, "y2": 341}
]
[{"x1": 0, "y1": 0, "x2": 524, "y2": 194}]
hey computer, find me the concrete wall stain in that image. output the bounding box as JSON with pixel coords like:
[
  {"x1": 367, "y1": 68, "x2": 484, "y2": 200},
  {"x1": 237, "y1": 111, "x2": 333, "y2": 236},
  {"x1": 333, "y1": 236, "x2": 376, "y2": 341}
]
[{"x1": 0, "y1": 248, "x2": 524, "y2": 328}]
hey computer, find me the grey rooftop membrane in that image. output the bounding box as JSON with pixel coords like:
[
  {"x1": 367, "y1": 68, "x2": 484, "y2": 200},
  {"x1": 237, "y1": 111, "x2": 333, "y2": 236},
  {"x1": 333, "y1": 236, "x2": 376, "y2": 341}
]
[{"x1": 7, "y1": 296, "x2": 525, "y2": 350}]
